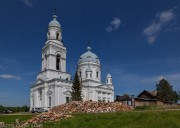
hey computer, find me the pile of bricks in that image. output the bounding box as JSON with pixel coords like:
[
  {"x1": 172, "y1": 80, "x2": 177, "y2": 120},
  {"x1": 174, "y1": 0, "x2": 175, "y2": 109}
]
[
  {"x1": 24, "y1": 101, "x2": 133, "y2": 125},
  {"x1": 52, "y1": 101, "x2": 133, "y2": 114},
  {"x1": 24, "y1": 112, "x2": 73, "y2": 125}
]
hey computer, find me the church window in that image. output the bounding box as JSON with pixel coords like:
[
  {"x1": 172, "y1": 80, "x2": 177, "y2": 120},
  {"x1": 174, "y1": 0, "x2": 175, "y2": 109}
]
[
  {"x1": 110, "y1": 79, "x2": 112, "y2": 83},
  {"x1": 90, "y1": 73, "x2": 92, "y2": 78},
  {"x1": 107, "y1": 79, "x2": 109, "y2": 83},
  {"x1": 96, "y1": 72, "x2": 99, "y2": 78},
  {"x1": 56, "y1": 32, "x2": 59, "y2": 40},
  {"x1": 44, "y1": 54, "x2": 47, "y2": 70},
  {"x1": 32, "y1": 99, "x2": 34, "y2": 107},
  {"x1": 39, "y1": 90, "x2": 42, "y2": 101},
  {"x1": 49, "y1": 96, "x2": 51, "y2": 108},
  {"x1": 86, "y1": 73, "x2": 88, "y2": 78},
  {"x1": 56, "y1": 54, "x2": 61, "y2": 70},
  {"x1": 66, "y1": 97, "x2": 70, "y2": 103},
  {"x1": 79, "y1": 71, "x2": 81, "y2": 77}
]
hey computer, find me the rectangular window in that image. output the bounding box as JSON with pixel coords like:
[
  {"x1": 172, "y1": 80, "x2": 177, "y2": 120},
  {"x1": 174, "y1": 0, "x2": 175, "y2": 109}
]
[
  {"x1": 49, "y1": 97, "x2": 51, "y2": 108},
  {"x1": 66, "y1": 97, "x2": 70, "y2": 103},
  {"x1": 96, "y1": 72, "x2": 99, "y2": 78},
  {"x1": 32, "y1": 99, "x2": 34, "y2": 107}
]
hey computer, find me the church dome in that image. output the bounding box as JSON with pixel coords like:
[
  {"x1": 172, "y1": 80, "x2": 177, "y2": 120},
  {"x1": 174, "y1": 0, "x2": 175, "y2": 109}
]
[
  {"x1": 79, "y1": 47, "x2": 100, "y2": 64},
  {"x1": 107, "y1": 73, "x2": 112, "y2": 78},
  {"x1": 49, "y1": 15, "x2": 61, "y2": 28}
]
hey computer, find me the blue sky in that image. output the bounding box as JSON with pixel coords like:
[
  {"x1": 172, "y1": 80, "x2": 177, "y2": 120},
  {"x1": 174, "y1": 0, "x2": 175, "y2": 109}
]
[{"x1": 0, "y1": 0, "x2": 180, "y2": 106}]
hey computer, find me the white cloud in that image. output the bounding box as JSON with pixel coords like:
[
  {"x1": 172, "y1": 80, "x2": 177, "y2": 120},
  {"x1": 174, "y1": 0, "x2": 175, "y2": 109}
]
[
  {"x1": 102, "y1": 63, "x2": 180, "y2": 96},
  {"x1": 21, "y1": 0, "x2": 34, "y2": 8},
  {"x1": 143, "y1": 7, "x2": 176, "y2": 44},
  {"x1": 106, "y1": 17, "x2": 121, "y2": 32},
  {"x1": 0, "y1": 74, "x2": 21, "y2": 80},
  {"x1": 141, "y1": 75, "x2": 165, "y2": 84},
  {"x1": 157, "y1": 10, "x2": 175, "y2": 23},
  {"x1": 141, "y1": 73, "x2": 180, "y2": 90}
]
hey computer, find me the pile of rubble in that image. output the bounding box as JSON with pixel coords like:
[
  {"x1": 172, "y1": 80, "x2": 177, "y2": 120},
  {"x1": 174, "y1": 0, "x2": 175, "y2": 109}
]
[
  {"x1": 24, "y1": 112, "x2": 73, "y2": 125},
  {"x1": 24, "y1": 101, "x2": 133, "y2": 125},
  {"x1": 52, "y1": 101, "x2": 133, "y2": 114}
]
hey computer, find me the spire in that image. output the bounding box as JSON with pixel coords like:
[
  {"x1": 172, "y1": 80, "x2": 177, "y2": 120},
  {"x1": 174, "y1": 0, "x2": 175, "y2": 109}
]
[
  {"x1": 47, "y1": 12, "x2": 62, "y2": 43},
  {"x1": 108, "y1": 68, "x2": 110, "y2": 74},
  {"x1": 52, "y1": 8, "x2": 58, "y2": 21},
  {"x1": 49, "y1": 8, "x2": 61, "y2": 28},
  {"x1": 54, "y1": 8, "x2": 57, "y2": 15}
]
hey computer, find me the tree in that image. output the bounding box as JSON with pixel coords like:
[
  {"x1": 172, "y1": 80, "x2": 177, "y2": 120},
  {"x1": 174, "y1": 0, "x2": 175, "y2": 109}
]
[
  {"x1": 156, "y1": 79, "x2": 178, "y2": 103},
  {"x1": 71, "y1": 71, "x2": 82, "y2": 101},
  {"x1": 172, "y1": 91, "x2": 179, "y2": 103}
]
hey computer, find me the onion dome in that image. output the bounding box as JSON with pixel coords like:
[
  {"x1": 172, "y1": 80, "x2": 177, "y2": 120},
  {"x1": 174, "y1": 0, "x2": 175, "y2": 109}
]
[
  {"x1": 79, "y1": 46, "x2": 100, "y2": 64},
  {"x1": 49, "y1": 15, "x2": 61, "y2": 28},
  {"x1": 107, "y1": 73, "x2": 112, "y2": 78}
]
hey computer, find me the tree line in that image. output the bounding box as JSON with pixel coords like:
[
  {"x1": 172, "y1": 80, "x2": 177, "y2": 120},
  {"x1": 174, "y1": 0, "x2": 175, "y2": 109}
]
[{"x1": 0, "y1": 105, "x2": 29, "y2": 112}]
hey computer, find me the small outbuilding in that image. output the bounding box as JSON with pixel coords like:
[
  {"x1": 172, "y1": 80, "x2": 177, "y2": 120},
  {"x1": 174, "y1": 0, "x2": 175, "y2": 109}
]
[{"x1": 134, "y1": 90, "x2": 164, "y2": 107}]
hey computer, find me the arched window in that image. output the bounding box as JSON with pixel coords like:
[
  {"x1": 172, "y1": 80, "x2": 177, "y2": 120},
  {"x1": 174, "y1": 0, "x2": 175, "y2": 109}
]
[
  {"x1": 44, "y1": 54, "x2": 47, "y2": 70},
  {"x1": 49, "y1": 97, "x2": 51, "y2": 108},
  {"x1": 56, "y1": 32, "x2": 59, "y2": 40},
  {"x1": 96, "y1": 72, "x2": 99, "y2": 78},
  {"x1": 107, "y1": 79, "x2": 109, "y2": 83},
  {"x1": 56, "y1": 54, "x2": 61, "y2": 70}
]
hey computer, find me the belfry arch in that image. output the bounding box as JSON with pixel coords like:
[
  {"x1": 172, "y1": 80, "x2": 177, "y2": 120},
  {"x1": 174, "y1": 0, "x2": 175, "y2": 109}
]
[{"x1": 56, "y1": 54, "x2": 61, "y2": 70}]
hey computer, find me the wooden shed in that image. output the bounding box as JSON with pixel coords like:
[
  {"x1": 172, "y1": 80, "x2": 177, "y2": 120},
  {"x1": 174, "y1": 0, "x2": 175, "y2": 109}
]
[{"x1": 135, "y1": 90, "x2": 159, "y2": 107}]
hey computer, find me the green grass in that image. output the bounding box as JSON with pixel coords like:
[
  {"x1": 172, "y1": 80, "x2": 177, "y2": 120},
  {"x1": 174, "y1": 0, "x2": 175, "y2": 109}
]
[
  {"x1": 135, "y1": 105, "x2": 180, "y2": 111},
  {"x1": 43, "y1": 111, "x2": 180, "y2": 128},
  {"x1": 1, "y1": 111, "x2": 180, "y2": 128},
  {"x1": 0, "y1": 114, "x2": 35, "y2": 123}
]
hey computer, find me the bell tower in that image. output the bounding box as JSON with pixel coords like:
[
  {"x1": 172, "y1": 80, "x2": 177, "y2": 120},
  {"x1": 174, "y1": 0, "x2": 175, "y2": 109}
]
[
  {"x1": 37, "y1": 14, "x2": 71, "y2": 81},
  {"x1": 47, "y1": 15, "x2": 62, "y2": 42}
]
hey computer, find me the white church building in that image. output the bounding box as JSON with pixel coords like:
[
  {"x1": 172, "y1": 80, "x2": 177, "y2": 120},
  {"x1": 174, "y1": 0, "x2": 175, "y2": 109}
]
[{"x1": 30, "y1": 15, "x2": 114, "y2": 110}]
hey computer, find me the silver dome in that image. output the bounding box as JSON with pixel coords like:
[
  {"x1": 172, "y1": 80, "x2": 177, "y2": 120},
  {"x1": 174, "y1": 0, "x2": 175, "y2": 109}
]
[{"x1": 79, "y1": 47, "x2": 100, "y2": 64}]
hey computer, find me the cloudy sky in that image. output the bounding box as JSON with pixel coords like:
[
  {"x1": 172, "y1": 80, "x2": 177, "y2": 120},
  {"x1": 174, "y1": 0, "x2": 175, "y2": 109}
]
[{"x1": 0, "y1": 0, "x2": 180, "y2": 106}]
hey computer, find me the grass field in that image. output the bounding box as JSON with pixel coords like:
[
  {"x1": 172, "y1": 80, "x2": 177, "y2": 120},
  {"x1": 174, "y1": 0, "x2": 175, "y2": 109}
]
[
  {"x1": 0, "y1": 114, "x2": 35, "y2": 123},
  {"x1": 1, "y1": 111, "x2": 180, "y2": 128}
]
